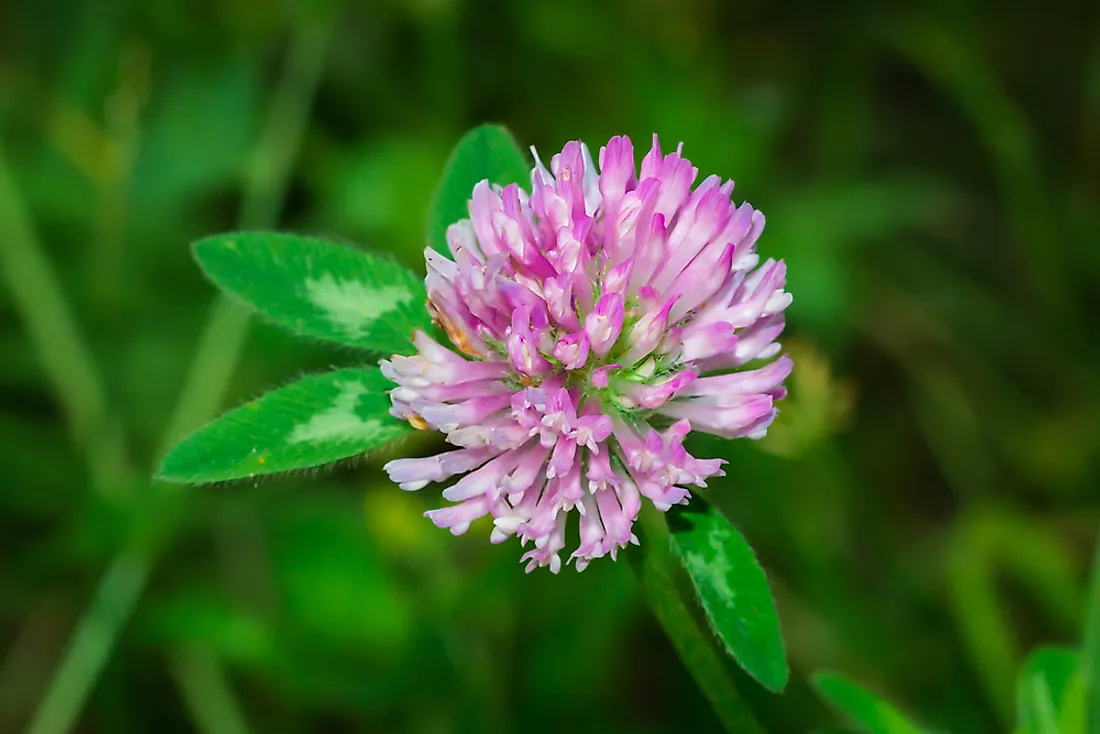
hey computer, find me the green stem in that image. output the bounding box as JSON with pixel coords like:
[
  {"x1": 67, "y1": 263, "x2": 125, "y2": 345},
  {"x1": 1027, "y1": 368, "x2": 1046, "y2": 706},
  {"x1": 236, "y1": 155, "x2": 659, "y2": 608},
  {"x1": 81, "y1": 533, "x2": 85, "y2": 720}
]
[
  {"x1": 945, "y1": 513, "x2": 1016, "y2": 725},
  {"x1": 632, "y1": 508, "x2": 768, "y2": 734},
  {"x1": 945, "y1": 507, "x2": 1084, "y2": 727},
  {"x1": 170, "y1": 648, "x2": 254, "y2": 734},
  {"x1": 24, "y1": 554, "x2": 150, "y2": 734},
  {"x1": 22, "y1": 14, "x2": 336, "y2": 734},
  {"x1": 0, "y1": 142, "x2": 131, "y2": 498}
]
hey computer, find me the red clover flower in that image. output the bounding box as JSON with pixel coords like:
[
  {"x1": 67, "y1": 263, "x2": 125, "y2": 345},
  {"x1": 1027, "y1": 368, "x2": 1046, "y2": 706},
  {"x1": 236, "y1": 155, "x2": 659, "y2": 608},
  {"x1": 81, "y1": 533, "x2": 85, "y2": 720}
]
[{"x1": 382, "y1": 135, "x2": 792, "y2": 573}]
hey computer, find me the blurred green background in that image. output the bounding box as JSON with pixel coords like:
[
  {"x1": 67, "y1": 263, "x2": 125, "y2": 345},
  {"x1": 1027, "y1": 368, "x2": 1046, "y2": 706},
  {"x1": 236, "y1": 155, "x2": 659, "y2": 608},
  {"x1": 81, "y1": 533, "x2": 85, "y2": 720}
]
[{"x1": 2, "y1": 0, "x2": 1099, "y2": 732}]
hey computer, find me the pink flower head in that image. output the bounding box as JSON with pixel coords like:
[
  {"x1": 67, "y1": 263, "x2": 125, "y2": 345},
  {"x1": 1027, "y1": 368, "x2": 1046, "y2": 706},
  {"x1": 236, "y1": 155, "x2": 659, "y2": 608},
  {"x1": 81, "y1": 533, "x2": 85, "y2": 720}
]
[{"x1": 382, "y1": 134, "x2": 792, "y2": 573}]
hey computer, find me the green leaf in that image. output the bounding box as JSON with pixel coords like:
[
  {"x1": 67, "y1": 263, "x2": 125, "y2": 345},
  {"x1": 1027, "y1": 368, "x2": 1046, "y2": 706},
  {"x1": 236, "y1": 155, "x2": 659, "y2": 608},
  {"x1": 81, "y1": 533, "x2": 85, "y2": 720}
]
[
  {"x1": 667, "y1": 498, "x2": 788, "y2": 692},
  {"x1": 631, "y1": 506, "x2": 767, "y2": 734},
  {"x1": 157, "y1": 367, "x2": 410, "y2": 483},
  {"x1": 426, "y1": 124, "x2": 530, "y2": 251},
  {"x1": 1016, "y1": 646, "x2": 1082, "y2": 734},
  {"x1": 192, "y1": 232, "x2": 430, "y2": 354},
  {"x1": 812, "y1": 671, "x2": 927, "y2": 734},
  {"x1": 1082, "y1": 537, "x2": 1100, "y2": 734}
]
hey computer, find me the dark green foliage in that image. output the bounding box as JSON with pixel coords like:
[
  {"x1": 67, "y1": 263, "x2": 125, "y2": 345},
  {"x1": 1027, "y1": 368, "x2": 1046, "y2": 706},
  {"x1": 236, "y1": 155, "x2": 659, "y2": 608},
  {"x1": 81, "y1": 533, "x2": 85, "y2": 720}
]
[{"x1": 1, "y1": 1, "x2": 1098, "y2": 732}]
